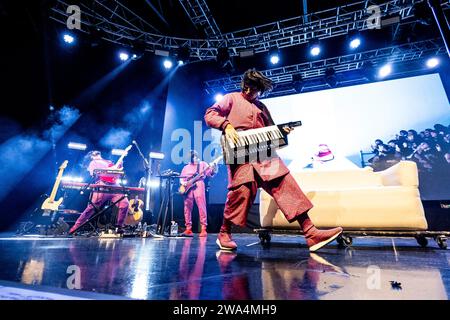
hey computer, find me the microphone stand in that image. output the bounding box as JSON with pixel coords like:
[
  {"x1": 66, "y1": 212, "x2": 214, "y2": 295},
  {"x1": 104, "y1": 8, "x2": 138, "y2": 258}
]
[
  {"x1": 133, "y1": 141, "x2": 150, "y2": 171},
  {"x1": 132, "y1": 141, "x2": 153, "y2": 223}
]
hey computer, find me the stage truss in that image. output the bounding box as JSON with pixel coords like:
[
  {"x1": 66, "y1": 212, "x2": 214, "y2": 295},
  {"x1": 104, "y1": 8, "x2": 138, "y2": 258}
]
[
  {"x1": 49, "y1": 0, "x2": 449, "y2": 60},
  {"x1": 204, "y1": 38, "x2": 447, "y2": 97}
]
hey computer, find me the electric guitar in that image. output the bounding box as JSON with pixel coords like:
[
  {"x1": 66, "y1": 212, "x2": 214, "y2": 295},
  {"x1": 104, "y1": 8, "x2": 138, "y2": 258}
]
[
  {"x1": 178, "y1": 156, "x2": 222, "y2": 195},
  {"x1": 41, "y1": 160, "x2": 69, "y2": 212},
  {"x1": 125, "y1": 196, "x2": 144, "y2": 226},
  {"x1": 99, "y1": 144, "x2": 133, "y2": 184}
]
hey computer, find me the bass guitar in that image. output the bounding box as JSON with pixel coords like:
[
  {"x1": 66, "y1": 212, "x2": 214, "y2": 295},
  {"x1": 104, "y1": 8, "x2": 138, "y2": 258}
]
[{"x1": 178, "y1": 156, "x2": 222, "y2": 195}]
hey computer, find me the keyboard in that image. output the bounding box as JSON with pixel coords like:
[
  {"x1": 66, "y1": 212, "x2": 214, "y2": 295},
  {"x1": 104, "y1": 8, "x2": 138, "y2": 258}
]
[
  {"x1": 220, "y1": 121, "x2": 302, "y2": 164},
  {"x1": 61, "y1": 182, "x2": 145, "y2": 195}
]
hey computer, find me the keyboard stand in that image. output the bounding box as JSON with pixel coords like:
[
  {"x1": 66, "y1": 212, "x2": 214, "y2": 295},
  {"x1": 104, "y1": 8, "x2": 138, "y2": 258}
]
[{"x1": 155, "y1": 174, "x2": 179, "y2": 236}]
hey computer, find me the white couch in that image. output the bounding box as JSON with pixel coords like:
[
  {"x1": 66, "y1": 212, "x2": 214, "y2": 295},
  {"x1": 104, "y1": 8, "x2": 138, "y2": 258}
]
[{"x1": 259, "y1": 161, "x2": 428, "y2": 230}]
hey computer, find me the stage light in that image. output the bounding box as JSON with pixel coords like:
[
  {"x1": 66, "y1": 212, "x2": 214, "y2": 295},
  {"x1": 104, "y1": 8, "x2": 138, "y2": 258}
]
[
  {"x1": 378, "y1": 64, "x2": 392, "y2": 78},
  {"x1": 214, "y1": 93, "x2": 224, "y2": 102},
  {"x1": 132, "y1": 54, "x2": 138, "y2": 60},
  {"x1": 62, "y1": 176, "x2": 84, "y2": 183},
  {"x1": 117, "y1": 179, "x2": 128, "y2": 185},
  {"x1": 239, "y1": 49, "x2": 255, "y2": 58},
  {"x1": 119, "y1": 52, "x2": 129, "y2": 61},
  {"x1": 111, "y1": 148, "x2": 128, "y2": 156},
  {"x1": 349, "y1": 38, "x2": 361, "y2": 49},
  {"x1": 155, "y1": 49, "x2": 170, "y2": 57},
  {"x1": 270, "y1": 53, "x2": 280, "y2": 65},
  {"x1": 310, "y1": 44, "x2": 321, "y2": 57},
  {"x1": 426, "y1": 57, "x2": 440, "y2": 68},
  {"x1": 63, "y1": 34, "x2": 75, "y2": 44},
  {"x1": 68, "y1": 142, "x2": 87, "y2": 151},
  {"x1": 147, "y1": 180, "x2": 160, "y2": 188},
  {"x1": 348, "y1": 30, "x2": 361, "y2": 50},
  {"x1": 149, "y1": 152, "x2": 165, "y2": 160},
  {"x1": 176, "y1": 47, "x2": 190, "y2": 65},
  {"x1": 163, "y1": 59, "x2": 173, "y2": 69}
]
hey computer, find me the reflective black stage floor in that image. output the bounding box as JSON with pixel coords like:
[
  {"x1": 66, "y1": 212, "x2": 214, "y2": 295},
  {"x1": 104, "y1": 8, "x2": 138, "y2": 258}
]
[{"x1": 0, "y1": 233, "x2": 449, "y2": 300}]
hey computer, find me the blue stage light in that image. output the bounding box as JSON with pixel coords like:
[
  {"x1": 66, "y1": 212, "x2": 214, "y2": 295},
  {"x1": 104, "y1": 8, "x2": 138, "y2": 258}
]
[
  {"x1": 349, "y1": 38, "x2": 361, "y2": 49},
  {"x1": 119, "y1": 52, "x2": 129, "y2": 61},
  {"x1": 163, "y1": 59, "x2": 173, "y2": 69},
  {"x1": 214, "y1": 93, "x2": 224, "y2": 102},
  {"x1": 270, "y1": 54, "x2": 280, "y2": 65},
  {"x1": 310, "y1": 45, "x2": 321, "y2": 56},
  {"x1": 63, "y1": 34, "x2": 75, "y2": 44},
  {"x1": 378, "y1": 64, "x2": 392, "y2": 78},
  {"x1": 426, "y1": 57, "x2": 439, "y2": 68}
]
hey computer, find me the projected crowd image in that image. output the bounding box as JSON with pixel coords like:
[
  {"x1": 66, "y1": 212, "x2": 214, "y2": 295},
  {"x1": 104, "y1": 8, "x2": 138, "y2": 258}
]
[{"x1": 263, "y1": 73, "x2": 450, "y2": 200}]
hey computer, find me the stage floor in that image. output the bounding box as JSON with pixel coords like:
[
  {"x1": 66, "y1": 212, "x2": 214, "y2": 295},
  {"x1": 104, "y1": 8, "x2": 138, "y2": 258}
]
[{"x1": 0, "y1": 233, "x2": 449, "y2": 300}]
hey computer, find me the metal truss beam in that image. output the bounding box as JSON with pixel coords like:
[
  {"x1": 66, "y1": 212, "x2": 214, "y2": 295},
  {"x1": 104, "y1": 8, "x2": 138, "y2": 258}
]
[
  {"x1": 178, "y1": 0, "x2": 221, "y2": 38},
  {"x1": 204, "y1": 38, "x2": 447, "y2": 97},
  {"x1": 49, "y1": 0, "x2": 449, "y2": 61}
]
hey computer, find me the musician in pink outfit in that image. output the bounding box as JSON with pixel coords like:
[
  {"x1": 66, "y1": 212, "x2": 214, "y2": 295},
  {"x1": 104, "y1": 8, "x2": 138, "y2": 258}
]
[
  {"x1": 180, "y1": 150, "x2": 217, "y2": 237},
  {"x1": 68, "y1": 150, "x2": 129, "y2": 235},
  {"x1": 204, "y1": 69, "x2": 343, "y2": 252}
]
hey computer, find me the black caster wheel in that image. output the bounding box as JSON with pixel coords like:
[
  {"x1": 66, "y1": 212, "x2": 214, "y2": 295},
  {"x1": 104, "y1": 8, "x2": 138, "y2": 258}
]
[
  {"x1": 415, "y1": 236, "x2": 428, "y2": 248},
  {"x1": 435, "y1": 236, "x2": 447, "y2": 250},
  {"x1": 342, "y1": 235, "x2": 353, "y2": 247},
  {"x1": 258, "y1": 231, "x2": 271, "y2": 247}
]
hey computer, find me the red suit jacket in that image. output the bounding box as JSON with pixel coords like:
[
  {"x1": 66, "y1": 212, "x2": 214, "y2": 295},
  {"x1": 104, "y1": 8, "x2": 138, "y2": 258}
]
[{"x1": 205, "y1": 92, "x2": 290, "y2": 189}]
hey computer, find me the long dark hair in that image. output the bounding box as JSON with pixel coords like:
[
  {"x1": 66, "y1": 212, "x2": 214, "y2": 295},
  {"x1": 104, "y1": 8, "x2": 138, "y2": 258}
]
[
  {"x1": 81, "y1": 150, "x2": 101, "y2": 168},
  {"x1": 241, "y1": 69, "x2": 273, "y2": 95},
  {"x1": 190, "y1": 150, "x2": 199, "y2": 163}
]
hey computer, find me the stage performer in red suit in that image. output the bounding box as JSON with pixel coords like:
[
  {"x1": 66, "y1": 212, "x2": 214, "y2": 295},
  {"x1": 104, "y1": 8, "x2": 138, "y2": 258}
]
[
  {"x1": 180, "y1": 150, "x2": 217, "y2": 237},
  {"x1": 69, "y1": 150, "x2": 129, "y2": 234},
  {"x1": 204, "y1": 69, "x2": 342, "y2": 252}
]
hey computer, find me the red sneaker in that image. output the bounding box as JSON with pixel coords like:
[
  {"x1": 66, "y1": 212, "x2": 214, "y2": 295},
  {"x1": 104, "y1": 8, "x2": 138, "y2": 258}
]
[
  {"x1": 305, "y1": 227, "x2": 343, "y2": 252},
  {"x1": 216, "y1": 232, "x2": 237, "y2": 251},
  {"x1": 199, "y1": 226, "x2": 207, "y2": 237},
  {"x1": 182, "y1": 228, "x2": 194, "y2": 237}
]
